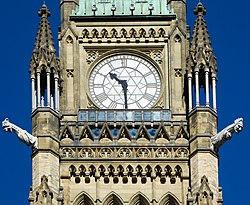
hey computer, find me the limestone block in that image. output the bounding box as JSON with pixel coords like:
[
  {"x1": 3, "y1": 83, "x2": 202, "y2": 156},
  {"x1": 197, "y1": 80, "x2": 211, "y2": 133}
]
[
  {"x1": 32, "y1": 108, "x2": 59, "y2": 138},
  {"x1": 189, "y1": 107, "x2": 217, "y2": 138},
  {"x1": 190, "y1": 152, "x2": 219, "y2": 200},
  {"x1": 32, "y1": 152, "x2": 60, "y2": 195}
]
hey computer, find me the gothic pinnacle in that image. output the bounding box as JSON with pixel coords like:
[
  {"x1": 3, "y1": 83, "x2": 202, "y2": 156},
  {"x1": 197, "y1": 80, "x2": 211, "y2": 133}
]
[
  {"x1": 187, "y1": 2, "x2": 217, "y2": 72},
  {"x1": 38, "y1": 3, "x2": 51, "y2": 18},
  {"x1": 30, "y1": 4, "x2": 60, "y2": 76},
  {"x1": 194, "y1": 2, "x2": 206, "y2": 16}
]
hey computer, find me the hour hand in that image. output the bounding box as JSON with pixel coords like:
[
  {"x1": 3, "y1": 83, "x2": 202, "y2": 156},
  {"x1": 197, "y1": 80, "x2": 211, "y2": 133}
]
[{"x1": 109, "y1": 72, "x2": 118, "y2": 81}]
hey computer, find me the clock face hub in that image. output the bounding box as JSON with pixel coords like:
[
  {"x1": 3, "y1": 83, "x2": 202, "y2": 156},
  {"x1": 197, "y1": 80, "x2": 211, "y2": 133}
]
[{"x1": 89, "y1": 54, "x2": 161, "y2": 109}]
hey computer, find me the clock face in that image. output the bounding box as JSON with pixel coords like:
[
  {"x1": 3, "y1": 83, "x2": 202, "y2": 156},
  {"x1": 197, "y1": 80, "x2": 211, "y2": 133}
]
[{"x1": 89, "y1": 54, "x2": 161, "y2": 109}]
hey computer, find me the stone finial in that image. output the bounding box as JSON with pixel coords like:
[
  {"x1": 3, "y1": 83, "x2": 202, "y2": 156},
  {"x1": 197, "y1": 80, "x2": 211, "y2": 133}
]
[
  {"x1": 38, "y1": 4, "x2": 51, "y2": 18},
  {"x1": 194, "y1": 2, "x2": 206, "y2": 16},
  {"x1": 57, "y1": 186, "x2": 64, "y2": 204},
  {"x1": 187, "y1": 2, "x2": 217, "y2": 73},
  {"x1": 187, "y1": 187, "x2": 194, "y2": 203},
  {"x1": 28, "y1": 186, "x2": 35, "y2": 203},
  {"x1": 35, "y1": 175, "x2": 53, "y2": 204},
  {"x1": 195, "y1": 176, "x2": 213, "y2": 205},
  {"x1": 217, "y1": 187, "x2": 223, "y2": 204},
  {"x1": 30, "y1": 4, "x2": 60, "y2": 74}
]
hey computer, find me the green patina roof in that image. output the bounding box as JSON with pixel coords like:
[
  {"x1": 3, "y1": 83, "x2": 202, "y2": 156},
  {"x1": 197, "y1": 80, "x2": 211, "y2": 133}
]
[{"x1": 72, "y1": 0, "x2": 174, "y2": 17}]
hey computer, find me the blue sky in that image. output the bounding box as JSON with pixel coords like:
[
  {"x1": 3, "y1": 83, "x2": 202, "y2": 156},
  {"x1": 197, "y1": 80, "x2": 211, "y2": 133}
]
[{"x1": 0, "y1": 0, "x2": 249, "y2": 204}]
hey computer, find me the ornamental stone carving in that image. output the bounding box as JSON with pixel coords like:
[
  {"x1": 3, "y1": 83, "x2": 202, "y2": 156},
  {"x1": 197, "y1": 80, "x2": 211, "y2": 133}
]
[
  {"x1": 211, "y1": 118, "x2": 243, "y2": 150},
  {"x1": 99, "y1": 148, "x2": 113, "y2": 158},
  {"x1": 110, "y1": 28, "x2": 118, "y2": 38},
  {"x1": 175, "y1": 147, "x2": 189, "y2": 158},
  {"x1": 2, "y1": 118, "x2": 37, "y2": 148},
  {"x1": 137, "y1": 148, "x2": 150, "y2": 158},
  {"x1": 60, "y1": 148, "x2": 75, "y2": 158},
  {"x1": 174, "y1": 68, "x2": 182, "y2": 77},
  {"x1": 59, "y1": 147, "x2": 189, "y2": 159},
  {"x1": 146, "y1": 50, "x2": 163, "y2": 64},
  {"x1": 80, "y1": 27, "x2": 168, "y2": 41},
  {"x1": 86, "y1": 51, "x2": 100, "y2": 64},
  {"x1": 35, "y1": 176, "x2": 53, "y2": 205},
  {"x1": 117, "y1": 148, "x2": 132, "y2": 158},
  {"x1": 79, "y1": 148, "x2": 94, "y2": 158},
  {"x1": 155, "y1": 148, "x2": 170, "y2": 158}
]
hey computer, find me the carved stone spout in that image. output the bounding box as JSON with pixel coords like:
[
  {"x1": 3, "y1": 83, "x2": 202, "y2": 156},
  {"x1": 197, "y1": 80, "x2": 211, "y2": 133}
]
[
  {"x1": 2, "y1": 118, "x2": 37, "y2": 149},
  {"x1": 211, "y1": 118, "x2": 243, "y2": 150}
]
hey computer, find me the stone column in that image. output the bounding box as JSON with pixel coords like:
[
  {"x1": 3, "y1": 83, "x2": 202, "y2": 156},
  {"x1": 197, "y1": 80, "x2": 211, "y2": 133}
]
[
  {"x1": 37, "y1": 72, "x2": 41, "y2": 107},
  {"x1": 212, "y1": 74, "x2": 217, "y2": 111},
  {"x1": 188, "y1": 73, "x2": 193, "y2": 111},
  {"x1": 205, "y1": 68, "x2": 210, "y2": 106},
  {"x1": 55, "y1": 76, "x2": 59, "y2": 111},
  {"x1": 31, "y1": 75, "x2": 36, "y2": 111},
  {"x1": 47, "y1": 72, "x2": 51, "y2": 107},
  {"x1": 195, "y1": 69, "x2": 200, "y2": 107}
]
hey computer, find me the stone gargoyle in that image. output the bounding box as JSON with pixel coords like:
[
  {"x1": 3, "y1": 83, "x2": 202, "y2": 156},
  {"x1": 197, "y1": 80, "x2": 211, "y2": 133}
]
[
  {"x1": 2, "y1": 118, "x2": 37, "y2": 149},
  {"x1": 211, "y1": 118, "x2": 243, "y2": 150}
]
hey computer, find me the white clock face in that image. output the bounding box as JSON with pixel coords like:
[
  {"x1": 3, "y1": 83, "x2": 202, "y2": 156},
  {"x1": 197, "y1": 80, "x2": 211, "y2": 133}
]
[{"x1": 89, "y1": 54, "x2": 161, "y2": 109}]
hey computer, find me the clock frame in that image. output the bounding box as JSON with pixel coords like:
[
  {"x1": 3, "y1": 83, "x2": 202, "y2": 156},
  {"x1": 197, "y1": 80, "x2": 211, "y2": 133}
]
[{"x1": 88, "y1": 54, "x2": 161, "y2": 109}]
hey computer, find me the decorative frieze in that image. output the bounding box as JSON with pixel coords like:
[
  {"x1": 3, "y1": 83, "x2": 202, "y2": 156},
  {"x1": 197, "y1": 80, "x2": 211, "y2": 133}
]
[
  {"x1": 67, "y1": 163, "x2": 183, "y2": 185},
  {"x1": 60, "y1": 146, "x2": 189, "y2": 159},
  {"x1": 80, "y1": 27, "x2": 167, "y2": 40}
]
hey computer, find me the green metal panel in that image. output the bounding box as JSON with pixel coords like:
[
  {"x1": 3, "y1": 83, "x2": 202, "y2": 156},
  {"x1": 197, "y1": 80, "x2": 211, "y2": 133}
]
[{"x1": 72, "y1": 0, "x2": 174, "y2": 17}]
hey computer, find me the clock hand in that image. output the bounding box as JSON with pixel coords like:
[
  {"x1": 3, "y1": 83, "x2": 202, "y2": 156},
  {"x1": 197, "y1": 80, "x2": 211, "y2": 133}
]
[{"x1": 109, "y1": 72, "x2": 128, "y2": 109}]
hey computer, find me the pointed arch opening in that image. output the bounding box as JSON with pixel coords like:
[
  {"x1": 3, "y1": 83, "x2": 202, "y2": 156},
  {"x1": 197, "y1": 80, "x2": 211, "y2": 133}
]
[
  {"x1": 79, "y1": 125, "x2": 94, "y2": 144},
  {"x1": 73, "y1": 192, "x2": 95, "y2": 205},
  {"x1": 60, "y1": 125, "x2": 74, "y2": 144},
  {"x1": 159, "y1": 193, "x2": 180, "y2": 205},
  {"x1": 130, "y1": 192, "x2": 150, "y2": 205},
  {"x1": 103, "y1": 192, "x2": 123, "y2": 205}
]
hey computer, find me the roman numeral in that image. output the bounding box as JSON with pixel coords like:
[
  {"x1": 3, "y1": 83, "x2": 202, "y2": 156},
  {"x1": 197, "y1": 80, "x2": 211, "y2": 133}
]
[
  {"x1": 108, "y1": 101, "x2": 117, "y2": 109},
  {"x1": 94, "y1": 84, "x2": 103, "y2": 88},
  {"x1": 143, "y1": 93, "x2": 154, "y2": 101},
  {"x1": 97, "y1": 93, "x2": 108, "y2": 102},
  {"x1": 136, "y1": 101, "x2": 143, "y2": 109},
  {"x1": 144, "y1": 72, "x2": 153, "y2": 77},
  {"x1": 147, "y1": 83, "x2": 157, "y2": 88},
  {"x1": 121, "y1": 58, "x2": 127, "y2": 67},
  {"x1": 108, "y1": 63, "x2": 115, "y2": 70}
]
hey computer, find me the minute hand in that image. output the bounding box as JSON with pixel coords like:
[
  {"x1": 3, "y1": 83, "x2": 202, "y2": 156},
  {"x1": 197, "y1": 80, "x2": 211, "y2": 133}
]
[{"x1": 109, "y1": 72, "x2": 128, "y2": 109}]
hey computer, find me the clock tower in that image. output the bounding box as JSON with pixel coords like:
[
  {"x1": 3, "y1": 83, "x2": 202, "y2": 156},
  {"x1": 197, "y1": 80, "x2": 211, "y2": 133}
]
[{"x1": 23, "y1": 1, "x2": 243, "y2": 205}]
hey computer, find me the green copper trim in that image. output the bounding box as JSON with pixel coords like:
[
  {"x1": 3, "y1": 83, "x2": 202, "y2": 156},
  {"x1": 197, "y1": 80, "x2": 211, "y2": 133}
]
[{"x1": 72, "y1": 0, "x2": 175, "y2": 17}]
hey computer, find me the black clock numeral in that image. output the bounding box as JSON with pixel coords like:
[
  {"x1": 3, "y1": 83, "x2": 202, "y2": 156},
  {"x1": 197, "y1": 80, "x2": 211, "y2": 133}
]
[
  {"x1": 97, "y1": 92, "x2": 108, "y2": 102},
  {"x1": 135, "y1": 101, "x2": 143, "y2": 109},
  {"x1": 147, "y1": 83, "x2": 157, "y2": 88},
  {"x1": 143, "y1": 93, "x2": 155, "y2": 101},
  {"x1": 94, "y1": 84, "x2": 104, "y2": 88},
  {"x1": 121, "y1": 58, "x2": 127, "y2": 67},
  {"x1": 108, "y1": 63, "x2": 115, "y2": 70},
  {"x1": 109, "y1": 101, "x2": 117, "y2": 109},
  {"x1": 144, "y1": 72, "x2": 153, "y2": 77}
]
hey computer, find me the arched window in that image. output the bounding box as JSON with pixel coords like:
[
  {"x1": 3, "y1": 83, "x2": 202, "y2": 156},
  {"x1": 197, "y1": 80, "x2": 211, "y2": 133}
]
[
  {"x1": 103, "y1": 192, "x2": 123, "y2": 205},
  {"x1": 73, "y1": 192, "x2": 95, "y2": 205},
  {"x1": 159, "y1": 193, "x2": 180, "y2": 205},
  {"x1": 130, "y1": 192, "x2": 150, "y2": 205}
]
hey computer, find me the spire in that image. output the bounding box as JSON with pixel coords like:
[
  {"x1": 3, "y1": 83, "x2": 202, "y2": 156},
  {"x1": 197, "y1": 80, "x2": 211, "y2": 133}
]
[
  {"x1": 30, "y1": 4, "x2": 59, "y2": 74},
  {"x1": 30, "y1": 4, "x2": 61, "y2": 112},
  {"x1": 186, "y1": 2, "x2": 218, "y2": 111},
  {"x1": 188, "y1": 2, "x2": 217, "y2": 72}
]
